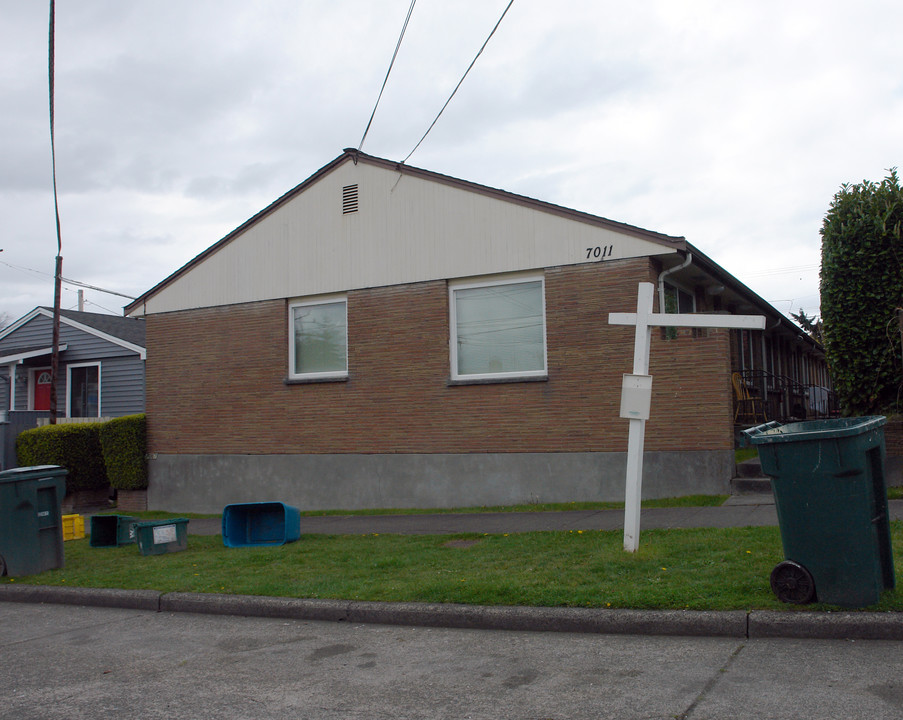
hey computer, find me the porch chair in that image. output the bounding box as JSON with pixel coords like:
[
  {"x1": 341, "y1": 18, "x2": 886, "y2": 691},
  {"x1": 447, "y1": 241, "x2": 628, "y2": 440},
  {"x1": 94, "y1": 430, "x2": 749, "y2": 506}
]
[{"x1": 731, "y1": 372, "x2": 766, "y2": 425}]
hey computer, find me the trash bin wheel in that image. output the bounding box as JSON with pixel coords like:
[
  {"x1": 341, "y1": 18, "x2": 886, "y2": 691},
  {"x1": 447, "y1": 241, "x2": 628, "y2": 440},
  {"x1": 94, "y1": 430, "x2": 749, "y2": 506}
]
[{"x1": 770, "y1": 560, "x2": 816, "y2": 604}]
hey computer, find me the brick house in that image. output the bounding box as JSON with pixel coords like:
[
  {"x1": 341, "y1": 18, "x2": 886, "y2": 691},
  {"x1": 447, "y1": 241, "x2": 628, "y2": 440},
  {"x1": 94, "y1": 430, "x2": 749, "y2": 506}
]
[{"x1": 125, "y1": 149, "x2": 829, "y2": 512}]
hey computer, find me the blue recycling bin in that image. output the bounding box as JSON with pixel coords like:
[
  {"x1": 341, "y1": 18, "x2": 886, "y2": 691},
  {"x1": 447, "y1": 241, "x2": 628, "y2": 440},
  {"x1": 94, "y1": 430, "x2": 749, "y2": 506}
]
[{"x1": 222, "y1": 502, "x2": 301, "y2": 548}]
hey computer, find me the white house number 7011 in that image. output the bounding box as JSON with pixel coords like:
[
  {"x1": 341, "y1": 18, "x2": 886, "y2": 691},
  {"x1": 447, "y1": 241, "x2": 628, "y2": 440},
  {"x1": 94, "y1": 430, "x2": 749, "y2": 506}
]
[{"x1": 586, "y1": 245, "x2": 614, "y2": 260}]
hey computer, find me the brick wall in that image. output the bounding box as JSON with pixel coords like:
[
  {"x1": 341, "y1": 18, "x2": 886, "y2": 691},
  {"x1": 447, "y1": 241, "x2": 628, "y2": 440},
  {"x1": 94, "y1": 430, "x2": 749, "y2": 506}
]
[
  {"x1": 885, "y1": 417, "x2": 903, "y2": 457},
  {"x1": 145, "y1": 258, "x2": 734, "y2": 456}
]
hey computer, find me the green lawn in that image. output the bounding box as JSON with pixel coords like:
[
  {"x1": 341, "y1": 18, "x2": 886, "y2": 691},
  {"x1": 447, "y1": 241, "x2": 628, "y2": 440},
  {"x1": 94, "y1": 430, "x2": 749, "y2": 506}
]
[{"x1": 6, "y1": 521, "x2": 903, "y2": 612}]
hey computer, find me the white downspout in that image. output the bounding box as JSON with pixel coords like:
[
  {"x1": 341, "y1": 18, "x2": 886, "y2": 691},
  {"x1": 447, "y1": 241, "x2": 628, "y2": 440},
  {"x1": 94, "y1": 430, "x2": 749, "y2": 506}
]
[{"x1": 657, "y1": 252, "x2": 693, "y2": 312}]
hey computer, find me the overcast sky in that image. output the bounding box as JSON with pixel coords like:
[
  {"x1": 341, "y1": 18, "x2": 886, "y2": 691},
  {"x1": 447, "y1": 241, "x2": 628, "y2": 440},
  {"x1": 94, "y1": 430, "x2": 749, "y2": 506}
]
[{"x1": 2, "y1": 0, "x2": 901, "y2": 325}]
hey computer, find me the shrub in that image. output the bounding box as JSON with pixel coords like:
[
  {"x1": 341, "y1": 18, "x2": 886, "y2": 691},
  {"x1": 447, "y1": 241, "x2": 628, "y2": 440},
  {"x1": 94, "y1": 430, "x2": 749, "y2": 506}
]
[
  {"x1": 820, "y1": 169, "x2": 903, "y2": 415},
  {"x1": 99, "y1": 414, "x2": 148, "y2": 491},
  {"x1": 16, "y1": 423, "x2": 108, "y2": 492}
]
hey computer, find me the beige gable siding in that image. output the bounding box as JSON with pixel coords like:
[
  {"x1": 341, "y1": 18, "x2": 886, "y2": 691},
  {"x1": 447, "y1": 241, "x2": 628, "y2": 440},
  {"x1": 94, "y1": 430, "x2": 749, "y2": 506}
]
[{"x1": 135, "y1": 159, "x2": 679, "y2": 316}]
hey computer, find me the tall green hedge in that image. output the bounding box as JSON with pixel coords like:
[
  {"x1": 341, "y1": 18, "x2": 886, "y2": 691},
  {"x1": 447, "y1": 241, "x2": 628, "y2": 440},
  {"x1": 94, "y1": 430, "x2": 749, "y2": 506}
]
[
  {"x1": 820, "y1": 169, "x2": 903, "y2": 415},
  {"x1": 15, "y1": 414, "x2": 148, "y2": 493},
  {"x1": 99, "y1": 414, "x2": 148, "y2": 491},
  {"x1": 16, "y1": 423, "x2": 108, "y2": 492}
]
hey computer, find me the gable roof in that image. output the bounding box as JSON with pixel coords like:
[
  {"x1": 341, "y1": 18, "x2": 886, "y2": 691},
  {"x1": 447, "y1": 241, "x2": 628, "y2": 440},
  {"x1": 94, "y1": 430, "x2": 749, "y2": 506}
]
[
  {"x1": 54, "y1": 308, "x2": 146, "y2": 348},
  {"x1": 0, "y1": 307, "x2": 145, "y2": 359},
  {"x1": 125, "y1": 149, "x2": 686, "y2": 317}
]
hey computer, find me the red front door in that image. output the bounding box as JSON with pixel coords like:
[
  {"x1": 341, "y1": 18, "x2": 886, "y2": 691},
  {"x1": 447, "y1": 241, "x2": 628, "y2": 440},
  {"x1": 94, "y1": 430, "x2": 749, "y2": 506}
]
[{"x1": 33, "y1": 370, "x2": 52, "y2": 411}]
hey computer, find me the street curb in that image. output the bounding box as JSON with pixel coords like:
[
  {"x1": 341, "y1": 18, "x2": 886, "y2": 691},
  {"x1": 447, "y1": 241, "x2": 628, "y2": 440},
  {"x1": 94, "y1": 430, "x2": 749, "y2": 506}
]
[
  {"x1": 159, "y1": 592, "x2": 748, "y2": 637},
  {"x1": 748, "y1": 610, "x2": 903, "y2": 640},
  {"x1": 0, "y1": 584, "x2": 161, "y2": 611},
  {"x1": 2, "y1": 585, "x2": 902, "y2": 640}
]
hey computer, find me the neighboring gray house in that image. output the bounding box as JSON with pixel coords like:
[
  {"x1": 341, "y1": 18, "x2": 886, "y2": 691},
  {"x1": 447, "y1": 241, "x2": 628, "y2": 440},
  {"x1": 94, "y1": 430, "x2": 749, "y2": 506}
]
[{"x1": 0, "y1": 307, "x2": 146, "y2": 470}]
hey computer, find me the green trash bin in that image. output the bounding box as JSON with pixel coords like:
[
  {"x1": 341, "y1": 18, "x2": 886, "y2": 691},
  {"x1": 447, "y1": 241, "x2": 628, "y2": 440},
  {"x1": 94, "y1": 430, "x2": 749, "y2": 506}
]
[
  {"x1": 0, "y1": 465, "x2": 68, "y2": 577},
  {"x1": 135, "y1": 518, "x2": 189, "y2": 556},
  {"x1": 742, "y1": 416, "x2": 895, "y2": 608},
  {"x1": 89, "y1": 515, "x2": 139, "y2": 547}
]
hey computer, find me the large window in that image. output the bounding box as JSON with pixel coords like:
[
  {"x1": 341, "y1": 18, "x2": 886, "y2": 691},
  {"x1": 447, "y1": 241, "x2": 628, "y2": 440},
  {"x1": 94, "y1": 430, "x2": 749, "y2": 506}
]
[
  {"x1": 450, "y1": 275, "x2": 547, "y2": 381},
  {"x1": 68, "y1": 363, "x2": 100, "y2": 417},
  {"x1": 289, "y1": 297, "x2": 347, "y2": 380}
]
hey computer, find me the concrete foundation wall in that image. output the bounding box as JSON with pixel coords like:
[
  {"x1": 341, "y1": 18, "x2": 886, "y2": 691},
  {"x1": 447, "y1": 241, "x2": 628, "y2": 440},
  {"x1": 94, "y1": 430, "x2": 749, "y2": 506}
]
[{"x1": 147, "y1": 450, "x2": 735, "y2": 514}]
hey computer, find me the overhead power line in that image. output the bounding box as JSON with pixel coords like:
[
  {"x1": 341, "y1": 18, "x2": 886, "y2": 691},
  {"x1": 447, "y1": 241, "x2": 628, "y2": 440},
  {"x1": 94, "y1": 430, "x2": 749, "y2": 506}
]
[
  {"x1": 358, "y1": 0, "x2": 418, "y2": 152},
  {"x1": 403, "y1": 0, "x2": 515, "y2": 164},
  {"x1": 60, "y1": 276, "x2": 136, "y2": 299},
  {"x1": 743, "y1": 263, "x2": 820, "y2": 279},
  {"x1": 1, "y1": 258, "x2": 136, "y2": 300}
]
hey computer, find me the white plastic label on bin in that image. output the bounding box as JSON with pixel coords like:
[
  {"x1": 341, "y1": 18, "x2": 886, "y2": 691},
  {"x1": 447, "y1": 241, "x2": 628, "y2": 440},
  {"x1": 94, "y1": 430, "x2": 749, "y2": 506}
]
[{"x1": 152, "y1": 524, "x2": 177, "y2": 544}]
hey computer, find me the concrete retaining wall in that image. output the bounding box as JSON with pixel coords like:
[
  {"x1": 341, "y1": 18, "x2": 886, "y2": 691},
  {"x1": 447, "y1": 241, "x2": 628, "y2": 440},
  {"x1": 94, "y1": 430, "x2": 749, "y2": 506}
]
[{"x1": 147, "y1": 450, "x2": 735, "y2": 513}]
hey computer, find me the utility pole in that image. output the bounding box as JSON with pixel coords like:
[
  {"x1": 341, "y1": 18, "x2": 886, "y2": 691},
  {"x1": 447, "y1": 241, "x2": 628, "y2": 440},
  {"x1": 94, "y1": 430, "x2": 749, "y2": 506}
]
[{"x1": 48, "y1": 0, "x2": 62, "y2": 425}]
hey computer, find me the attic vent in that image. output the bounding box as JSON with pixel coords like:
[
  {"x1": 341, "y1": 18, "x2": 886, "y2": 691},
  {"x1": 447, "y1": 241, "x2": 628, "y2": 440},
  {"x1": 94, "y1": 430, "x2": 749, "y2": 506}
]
[{"x1": 342, "y1": 184, "x2": 359, "y2": 214}]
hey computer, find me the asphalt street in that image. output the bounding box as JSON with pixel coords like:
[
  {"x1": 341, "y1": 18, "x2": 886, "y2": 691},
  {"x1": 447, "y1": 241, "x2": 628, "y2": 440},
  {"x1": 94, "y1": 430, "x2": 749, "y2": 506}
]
[{"x1": 2, "y1": 601, "x2": 903, "y2": 720}]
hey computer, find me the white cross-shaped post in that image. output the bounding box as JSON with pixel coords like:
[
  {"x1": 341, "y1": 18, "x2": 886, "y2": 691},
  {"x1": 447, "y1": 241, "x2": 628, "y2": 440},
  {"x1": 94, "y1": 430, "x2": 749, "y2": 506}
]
[{"x1": 609, "y1": 282, "x2": 766, "y2": 552}]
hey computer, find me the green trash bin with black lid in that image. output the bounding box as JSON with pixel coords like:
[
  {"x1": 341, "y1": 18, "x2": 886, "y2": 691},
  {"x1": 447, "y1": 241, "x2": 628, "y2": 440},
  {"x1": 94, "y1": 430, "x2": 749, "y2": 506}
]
[
  {"x1": 0, "y1": 465, "x2": 68, "y2": 577},
  {"x1": 742, "y1": 416, "x2": 894, "y2": 608}
]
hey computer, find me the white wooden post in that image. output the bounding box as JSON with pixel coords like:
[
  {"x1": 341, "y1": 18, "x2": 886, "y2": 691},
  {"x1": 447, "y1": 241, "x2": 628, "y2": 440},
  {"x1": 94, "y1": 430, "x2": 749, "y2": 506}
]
[
  {"x1": 622, "y1": 284, "x2": 653, "y2": 553},
  {"x1": 609, "y1": 282, "x2": 767, "y2": 552}
]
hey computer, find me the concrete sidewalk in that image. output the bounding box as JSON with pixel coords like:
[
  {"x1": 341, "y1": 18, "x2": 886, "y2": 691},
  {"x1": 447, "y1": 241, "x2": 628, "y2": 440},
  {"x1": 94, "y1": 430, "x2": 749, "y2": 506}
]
[
  {"x1": 187, "y1": 493, "x2": 903, "y2": 536},
  {"x1": 183, "y1": 493, "x2": 787, "y2": 536}
]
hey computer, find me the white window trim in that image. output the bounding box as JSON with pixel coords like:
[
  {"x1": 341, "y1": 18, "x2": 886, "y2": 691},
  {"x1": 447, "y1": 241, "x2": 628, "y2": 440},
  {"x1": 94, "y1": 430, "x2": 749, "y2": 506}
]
[
  {"x1": 288, "y1": 295, "x2": 349, "y2": 381},
  {"x1": 449, "y1": 273, "x2": 548, "y2": 382},
  {"x1": 66, "y1": 361, "x2": 102, "y2": 418}
]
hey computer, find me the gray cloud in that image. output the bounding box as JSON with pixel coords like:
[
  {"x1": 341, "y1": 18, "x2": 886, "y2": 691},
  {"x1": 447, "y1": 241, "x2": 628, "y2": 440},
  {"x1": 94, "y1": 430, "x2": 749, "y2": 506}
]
[{"x1": 1, "y1": 0, "x2": 901, "y2": 323}]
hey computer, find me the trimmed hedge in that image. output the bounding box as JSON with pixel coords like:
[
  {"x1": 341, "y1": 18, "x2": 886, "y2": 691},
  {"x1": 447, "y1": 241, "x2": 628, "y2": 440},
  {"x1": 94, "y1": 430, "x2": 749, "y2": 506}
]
[
  {"x1": 820, "y1": 169, "x2": 903, "y2": 415},
  {"x1": 16, "y1": 423, "x2": 108, "y2": 492},
  {"x1": 99, "y1": 414, "x2": 148, "y2": 491},
  {"x1": 15, "y1": 414, "x2": 148, "y2": 493}
]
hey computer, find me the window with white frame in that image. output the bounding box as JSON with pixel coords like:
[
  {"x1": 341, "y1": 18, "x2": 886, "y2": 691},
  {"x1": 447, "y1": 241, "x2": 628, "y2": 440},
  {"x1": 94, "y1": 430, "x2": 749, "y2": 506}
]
[
  {"x1": 450, "y1": 275, "x2": 547, "y2": 381},
  {"x1": 288, "y1": 297, "x2": 348, "y2": 379},
  {"x1": 68, "y1": 362, "x2": 100, "y2": 417}
]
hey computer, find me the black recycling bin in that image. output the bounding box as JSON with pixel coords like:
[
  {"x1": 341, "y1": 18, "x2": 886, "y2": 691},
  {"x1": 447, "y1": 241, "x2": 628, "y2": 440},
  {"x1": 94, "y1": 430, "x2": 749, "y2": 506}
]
[
  {"x1": 742, "y1": 416, "x2": 895, "y2": 608},
  {"x1": 0, "y1": 465, "x2": 68, "y2": 577}
]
